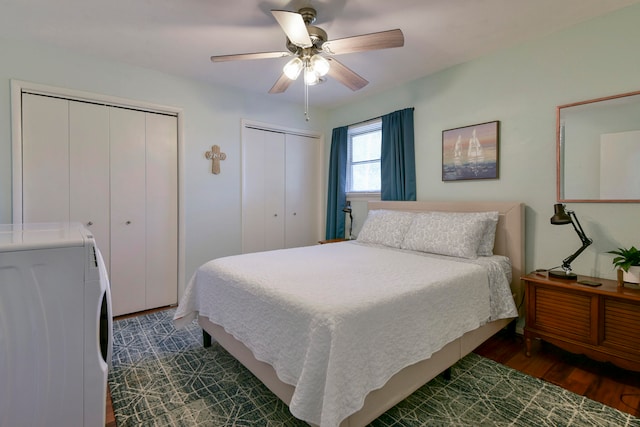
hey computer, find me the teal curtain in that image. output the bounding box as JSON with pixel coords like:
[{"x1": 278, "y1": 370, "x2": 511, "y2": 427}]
[
  {"x1": 325, "y1": 126, "x2": 349, "y2": 239},
  {"x1": 381, "y1": 108, "x2": 416, "y2": 201}
]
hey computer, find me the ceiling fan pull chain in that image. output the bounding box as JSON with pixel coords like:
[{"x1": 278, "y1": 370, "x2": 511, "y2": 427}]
[{"x1": 304, "y1": 76, "x2": 310, "y2": 121}]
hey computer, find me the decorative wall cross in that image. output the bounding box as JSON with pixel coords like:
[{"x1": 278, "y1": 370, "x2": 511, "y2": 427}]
[{"x1": 205, "y1": 145, "x2": 226, "y2": 175}]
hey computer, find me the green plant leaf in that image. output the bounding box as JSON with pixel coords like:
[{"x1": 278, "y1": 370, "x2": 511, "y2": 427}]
[{"x1": 607, "y1": 246, "x2": 640, "y2": 272}]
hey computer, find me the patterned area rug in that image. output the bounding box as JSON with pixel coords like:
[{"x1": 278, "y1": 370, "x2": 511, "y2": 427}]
[{"x1": 108, "y1": 309, "x2": 640, "y2": 426}]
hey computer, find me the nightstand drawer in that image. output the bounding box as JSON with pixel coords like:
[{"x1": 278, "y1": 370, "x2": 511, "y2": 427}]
[
  {"x1": 602, "y1": 298, "x2": 640, "y2": 355},
  {"x1": 534, "y1": 287, "x2": 594, "y2": 343}
]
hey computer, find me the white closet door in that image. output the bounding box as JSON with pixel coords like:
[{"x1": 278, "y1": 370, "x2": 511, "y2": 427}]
[
  {"x1": 285, "y1": 134, "x2": 320, "y2": 248},
  {"x1": 264, "y1": 132, "x2": 286, "y2": 250},
  {"x1": 19, "y1": 92, "x2": 178, "y2": 317},
  {"x1": 69, "y1": 101, "x2": 111, "y2": 270},
  {"x1": 145, "y1": 112, "x2": 178, "y2": 309},
  {"x1": 21, "y1": 94, "x2": 70, "y2": 223},
  {"x1": 242, "y1": 127, "x2": 285, "y2": 253},
  {"x1": 109, "y1": 108, "x2": 147, "y2": 316}
]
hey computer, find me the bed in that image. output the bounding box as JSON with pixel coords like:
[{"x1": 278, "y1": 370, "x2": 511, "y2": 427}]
[{"x1": 174, "y1": 200, "x2": 525, "y2": 427}]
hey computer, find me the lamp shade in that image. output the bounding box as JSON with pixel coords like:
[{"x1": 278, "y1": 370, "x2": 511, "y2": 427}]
[
  {"x1": 304, "y1": 67, "x2": 319, "y2": 85},
  {"x1": 283, "y1": 57, "x2": 303, "y2": 80},
  {"x1": 550, "y1": 203, "x2": 572, "y2": 225},
  {"x1": 310, "y1": 54, "x2": 330, "y2": 76}
]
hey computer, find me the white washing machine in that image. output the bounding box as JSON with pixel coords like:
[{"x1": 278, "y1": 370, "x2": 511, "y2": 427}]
[{"x1": 0, "y1": 222, "x2": 112, "y2": 427}]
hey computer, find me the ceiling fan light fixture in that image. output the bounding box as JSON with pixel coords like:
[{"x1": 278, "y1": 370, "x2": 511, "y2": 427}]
[
  {"x1": 304, "y1": 67, "x2": 319, "y2": 85},
  {"x1": 310, "y1": 54, "x2": 330, "y2": 76},
  {"x1": 212, "y1": 5, "x2": 404, "y2": 120},
  {"x1": 283, "y1": 57, "x2": 303, "y2": 80}
]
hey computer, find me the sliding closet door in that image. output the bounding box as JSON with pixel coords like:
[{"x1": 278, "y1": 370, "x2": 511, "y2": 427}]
[
  {"x1": 242, "y1": 124, "x2": 321, "y2": 253},
  {"x1": 285, "y1": 134, "x2": 320, "y2": 248},
  {"x1": 109, "y1": 108, "x2": 147, "y2": 315},
  {"x1": 145, "y1": 112, "x2": 178, "y2": 309},
  {"x1": 242, "y1": 127, "x2": 285, "y2": 253},
  {"x1": 69, "y1": 102, "x2": 111, "y2": 269},
  {"x1": 263, "y1": 133, "x2": 286, "y2": 250},
  {"x1": 21, "y1": 94, "x2": 70, "y2": 222},
  {"x1": 19, "y1": 92, "x2": 179, "y2": 317}
]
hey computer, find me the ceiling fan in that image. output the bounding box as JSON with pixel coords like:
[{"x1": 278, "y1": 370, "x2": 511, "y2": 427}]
[{"x1": 210, "y1": 6, "x2": 404, "y2": 96}]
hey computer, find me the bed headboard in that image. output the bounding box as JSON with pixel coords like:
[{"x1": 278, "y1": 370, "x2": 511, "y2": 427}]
[{"x1": 367, "y1": 201, "x2": 525, "y2": 307}]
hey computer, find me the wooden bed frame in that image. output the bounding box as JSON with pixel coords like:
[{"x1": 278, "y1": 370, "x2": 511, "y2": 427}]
[{"x1": 198, "y1": 200, "x2": 525, "y2": 426}]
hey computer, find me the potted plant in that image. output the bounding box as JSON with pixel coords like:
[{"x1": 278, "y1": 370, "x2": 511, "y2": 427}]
[{"x1": 607, "y1": 246, "x2": 640, "y2": 284}]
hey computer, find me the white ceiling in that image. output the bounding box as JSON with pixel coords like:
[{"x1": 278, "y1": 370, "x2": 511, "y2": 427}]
[{"x1": 1, "y1": 0, "x2": 639, "y2": 108}]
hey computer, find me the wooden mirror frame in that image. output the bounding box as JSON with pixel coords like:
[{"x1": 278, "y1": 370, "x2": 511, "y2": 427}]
[{"x1": 556, "y1": 89, "x2": 640, "y2": 203}]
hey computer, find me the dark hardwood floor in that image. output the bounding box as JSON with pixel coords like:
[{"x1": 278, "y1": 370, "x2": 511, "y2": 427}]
[
  {"x1": 105, "y1": 327, "x2": 640, "y2": 426},
  {"x1": 475, "y1": 329, "x2": 640, "y2": 418},
  {"x1": 106, "y1": 387, "x2": 116, "y2": 427}
]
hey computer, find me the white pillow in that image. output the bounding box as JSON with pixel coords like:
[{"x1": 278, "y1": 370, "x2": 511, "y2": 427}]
[
  {"x1": 400, "y1": 211, "x2": 488, "y2": 259},
  {"x1": 356, "y1": 210, "x2": 416, "y2": 248},
  {"x1": 470, "y1": 211, "x2": 499, "y2": 256}
]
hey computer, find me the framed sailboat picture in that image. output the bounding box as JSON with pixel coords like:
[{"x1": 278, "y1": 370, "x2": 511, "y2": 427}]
[{"x1": 442, "y1": 121, "x2": 499, "y2": 181}]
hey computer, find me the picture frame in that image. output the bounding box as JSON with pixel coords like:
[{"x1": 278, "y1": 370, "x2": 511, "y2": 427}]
[{"x1": 442, "y1": 120, "x2": 499, "y2": 181}]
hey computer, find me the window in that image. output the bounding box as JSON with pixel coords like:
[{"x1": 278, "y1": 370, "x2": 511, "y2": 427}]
[{"x1": 346, "y1": 119, "x2": 382, "y2": 194}]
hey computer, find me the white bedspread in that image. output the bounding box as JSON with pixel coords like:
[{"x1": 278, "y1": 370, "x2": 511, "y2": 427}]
[{"x1": 174, "y1": 241, "x2": 516, "y2": 427}]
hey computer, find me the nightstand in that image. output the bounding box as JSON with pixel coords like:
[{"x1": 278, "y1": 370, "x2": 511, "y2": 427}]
[
  {"x1": 318, "y1": 238, "x2": 348, "y2": 244},
  {"x1": 523, "y1": 272, "x2": 640, "y2": 372}
]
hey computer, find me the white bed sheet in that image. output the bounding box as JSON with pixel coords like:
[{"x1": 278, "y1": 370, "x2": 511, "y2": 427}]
[{"x1": 174, "y1": 241, "x2": 516, "y2": 427}]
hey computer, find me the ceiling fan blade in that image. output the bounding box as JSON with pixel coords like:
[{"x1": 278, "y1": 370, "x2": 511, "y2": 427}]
[
  {"x1": 322, "y1": 29, "x2": 404, "y2": 55},
  {"x1": 326, "y1": 58, "x2": 368, "y2": 91},
  {"x1": 211, "y1": 51, "x2": 291, "y2": 62},
  {"x1": 271, "y1": 10, "x2": 312, "y2": 48},
  {"x1": 269, "y1": 73, "x2": 295, "y2": 94}
]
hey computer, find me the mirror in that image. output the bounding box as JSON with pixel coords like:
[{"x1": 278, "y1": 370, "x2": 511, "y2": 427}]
[{"x1": 557, "y1": 90, "x2": 640, "y2": 202}]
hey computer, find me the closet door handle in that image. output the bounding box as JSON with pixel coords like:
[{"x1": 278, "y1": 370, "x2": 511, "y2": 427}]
[
  {"x1": 125, "y1": 220, "x2": 132, "y2": 225},
  {"x1": 87, "y1": 221, "x2": 93, "y2": 226}
]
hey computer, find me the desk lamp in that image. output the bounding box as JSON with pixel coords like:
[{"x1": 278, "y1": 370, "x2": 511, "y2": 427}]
[
  {"x1": 549, "y1": 203, "x2": 593, "y2": 280},
  {"x1": 342, "y1": 202, "x2": 353, "y2": 240}
]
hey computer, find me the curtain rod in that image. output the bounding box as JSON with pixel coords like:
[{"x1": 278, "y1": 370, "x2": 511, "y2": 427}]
[
  {"x1": 348, "y1": 117, "x2": 381, "y2": 128},
  {"x1": 346, "y1": 107, "x2": 414, "y2": 128}
]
